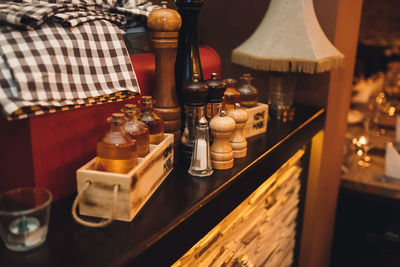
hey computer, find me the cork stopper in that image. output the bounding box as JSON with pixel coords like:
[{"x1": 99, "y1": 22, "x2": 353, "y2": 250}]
[
  {"x1": 141, "y1": 95, "x2": 155, "y2": 111},
  {"x1": 205, "y1": 73, "x2": 226, "y2": 103},
  {"x1": 147, "y1": 1, "x2": 182, "y2": 32},
  {"x1": 240, "y1": 73, "x2": 253, "y2": 81},
  {"x1": 109, "y1": 113, "x2": 126, "y2": 125},
  {"x1": 122, "y1": 104, "x2": 138, "y2": 116},
  {"x1": 141, "y1": 95, "x2": 153, "y2": 104},
  {"x1": 182, "y1": 73, "x2": 209, "y2": 107},
  {"x1": 223, "y1": 79, "x2": 240, "y2": 98},
  {"x1": 223, "y1": 78, "x2": 237, "y2": 88}
]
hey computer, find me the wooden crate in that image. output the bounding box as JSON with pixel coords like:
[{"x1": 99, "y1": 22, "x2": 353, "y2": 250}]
[
  {"x1": 243, "y1": 103, "x2": 269, "y2": 138},
  {"x1": 75, "y1": 134, "x2": 174, "y2": 222}
]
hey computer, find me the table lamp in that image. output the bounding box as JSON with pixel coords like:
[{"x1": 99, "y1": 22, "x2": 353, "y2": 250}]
[{"x1": 232, "y1": 0, "x2": 345, "y2": 121}]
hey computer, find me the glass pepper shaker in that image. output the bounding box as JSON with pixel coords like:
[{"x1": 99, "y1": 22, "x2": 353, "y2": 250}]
[{"x1": 188, "y1": 114, "x2": 213, "y2": 177}]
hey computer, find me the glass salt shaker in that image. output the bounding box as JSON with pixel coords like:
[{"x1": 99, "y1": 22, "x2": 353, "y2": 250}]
[{"x1": 188, "y1": 115, "x2": 213, "y2": 177}]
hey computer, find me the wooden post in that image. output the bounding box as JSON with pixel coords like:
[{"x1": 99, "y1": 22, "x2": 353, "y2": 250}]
[
  {"x1": 147, "y1": 2, "x2": 182, "y2": 141},
  {"x1": 299, "y1": 0, "x2": 364, "y2": 266}
]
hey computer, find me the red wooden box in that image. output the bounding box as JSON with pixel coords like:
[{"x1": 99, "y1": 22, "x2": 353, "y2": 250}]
[{"x1": 0, "y1": 46, "x2": 221, "y2": 201}]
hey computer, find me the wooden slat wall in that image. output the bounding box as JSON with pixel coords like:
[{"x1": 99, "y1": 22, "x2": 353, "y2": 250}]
[{"x1": 173, "y1": 150, "x2": 305, "y2": 267}]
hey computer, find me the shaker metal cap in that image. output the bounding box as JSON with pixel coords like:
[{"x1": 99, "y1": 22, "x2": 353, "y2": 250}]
[{"x1": 198, "y1": 116, "x2": 208, "y2": 127}]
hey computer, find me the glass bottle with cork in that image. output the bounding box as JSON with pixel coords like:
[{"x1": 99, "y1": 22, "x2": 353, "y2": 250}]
[
  {"x1": 223, "y1": 78, "x2": 241, "y2": 111},
  {"x1": 97, "y1": 113, "x2": 138, "y2": 173},
  {"x1": 140, "y1": 96, "x2": 165, "y2": 145},
  {"x1": 122, "y1": 104, "x2": 150, "y2": 157},
  {"x1": 237, "y1": 73, "x2": 258, "y2": 107}
]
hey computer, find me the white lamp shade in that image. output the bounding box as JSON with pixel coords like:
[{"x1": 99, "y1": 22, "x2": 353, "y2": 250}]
[{"x1": 232, "y1": 0, "x2": 345, "y2": 73}]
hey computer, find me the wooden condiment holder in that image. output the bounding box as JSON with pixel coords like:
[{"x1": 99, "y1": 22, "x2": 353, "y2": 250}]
[
  {"x1": 181, "y1": 74, "x2": 208, "y2": 160},
  {"x1": 74, "y1": 134, "x2": 174, "y2": 223},
  {"x1": 227, "y1": 103, "x2": 249, "y2": 158},
  {"x1": 205, "y1": 73, "x2": 226, "y2": 121},
  {"x1": 242, "y1": 103, "x2": 269, "y2": 138},
  {"x1": 147, "y1": 2, "x2": 182, "y2": 141},
  {"x1": 210, "y1": 110, "x2": 236, "y2": 170}
]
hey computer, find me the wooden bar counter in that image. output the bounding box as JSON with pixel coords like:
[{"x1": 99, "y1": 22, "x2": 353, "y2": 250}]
[{"x1": 0, "y1": 105, "x2": 325, "y2": 267}]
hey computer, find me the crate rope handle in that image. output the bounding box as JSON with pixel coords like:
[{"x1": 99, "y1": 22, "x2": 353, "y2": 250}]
[{"x1": 72, "y1": 181, "x2": 120, "y2": 228}]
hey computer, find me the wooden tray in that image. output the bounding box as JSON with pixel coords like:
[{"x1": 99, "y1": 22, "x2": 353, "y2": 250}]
[
  {"x1": 75, "y1": 134, "x2": 174, "y2": 222},
  {"x1": 243, "y1": 103, "x2": 269, "y2": 138}
]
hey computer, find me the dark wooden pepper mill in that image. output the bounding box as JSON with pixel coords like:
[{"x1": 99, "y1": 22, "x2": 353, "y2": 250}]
[
  {"x1": 205, "y1": 73, "x2": 226, "y2": 121},
  {"x1": 174, "y1": 0, "x2": 204, "y2": 107},
  {"x1": 147, "y1": 1, "x2": 182, "y2": 141},
  {"x1": 181, "y1": 73, "x2": 209, "y2": 161}
]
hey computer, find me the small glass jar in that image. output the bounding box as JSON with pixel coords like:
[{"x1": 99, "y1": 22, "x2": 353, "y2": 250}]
[
  {"x1": 122, "y1": 104, "x2": 150, "y2": 157},
  {"x1": 97, "y1": 113, "x2": 137, "y2": 173},
  {"x1": 223, "y1": 78, "x2": 241, "y2": 111},
  {"x1": 267, "y1": 72, "x2": 296, "y2": 122},
  {"x1": 140, "y1": 96, "x2": 165, "y2": 144},
  {"x1": 237, "y1": 73, "x2": 258, "y2": 107}
]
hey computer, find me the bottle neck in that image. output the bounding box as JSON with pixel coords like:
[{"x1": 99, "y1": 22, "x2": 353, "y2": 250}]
[
  {"x1": 110, "y1": 123, "x2": 124, "y2": 133},
  {"x1": 143, "y1": 103, "x2": 153, "y2": 112},
  {"x1": 126, "y1": 113, "x2": 139, "y2": 123},
  {"x1": 240, "y1": 78, "x2": 251, "y2": 85}
]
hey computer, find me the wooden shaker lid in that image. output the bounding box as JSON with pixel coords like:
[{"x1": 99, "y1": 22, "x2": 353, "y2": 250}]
[
  {"x1": 182, "y1": 74, "x2": 209, "y2": 107},
  {"x1": 227, "y1": 103, "x2": 248, "y2": 123},
  {"x1": 147, "y1": 1, "x2": 182, "y2": 32},
  {"x1": 210, "y1": 110, "x2": 235, "y2": 133},
  {"x1": 205, "y1": 73, "x2": 226, "y2": 103}
]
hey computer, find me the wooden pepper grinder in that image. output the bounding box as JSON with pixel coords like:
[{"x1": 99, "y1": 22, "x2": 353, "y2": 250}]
[
  {"x1": 227, "y1": 102, "x2": 249, "y2": 158},
  {"x1": 147, "y1": 2, "x2": 182, "y2": 141},
  {"x1": 210, "y1": 110, "x2": 236, "y2": 170},
  {"x1": 175, "y1": 0, "x2": 204, "y2": 106},
  {"x1": 181, "y1": 73, "x2": 209, "y2": 161},
  {"x1": 205, "y1": 73, "x2": 226, "y2": 121}
]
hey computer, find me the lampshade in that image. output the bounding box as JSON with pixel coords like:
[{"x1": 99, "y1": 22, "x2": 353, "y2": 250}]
[{"x1": 231, "y1": 0, "x2": 345, "y2": 74}]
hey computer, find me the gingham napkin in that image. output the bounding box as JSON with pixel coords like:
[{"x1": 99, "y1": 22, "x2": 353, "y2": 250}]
[
  {"x1": 0, "y1": 0, "x2": 157, "y2": 29},
  {"x1": 0, "y1": 0, "x2": 158, "y2": 120}
]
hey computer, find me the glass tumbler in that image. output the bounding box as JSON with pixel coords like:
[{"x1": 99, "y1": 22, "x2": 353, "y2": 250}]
[
  {"x1": 268, "y1": 72, "x2": 297, "y2": 122},
  {"x1": 0, "y1": 187, "x2": 52, "y2": 251}
]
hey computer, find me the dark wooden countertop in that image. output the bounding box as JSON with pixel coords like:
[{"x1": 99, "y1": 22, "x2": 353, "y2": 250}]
[{"x1": 0, "y1": 105, "x2": 325, "y2": 267}]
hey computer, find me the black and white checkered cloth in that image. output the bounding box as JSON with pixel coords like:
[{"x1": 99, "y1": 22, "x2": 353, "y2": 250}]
[
  {"x1": 0, "y1": 0, "x2": 158, "y2": 120},
  {"x1": 0, "y1": 0, "x2": 157, "y2": 29}
]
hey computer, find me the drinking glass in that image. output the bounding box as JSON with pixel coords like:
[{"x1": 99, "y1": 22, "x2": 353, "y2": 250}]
[
  {"x1": 0, "y1": 187, "x2": 52, "y2": 251},
  {"x1": 352, "y1": 135, "x2": 371, "y2": 168}
]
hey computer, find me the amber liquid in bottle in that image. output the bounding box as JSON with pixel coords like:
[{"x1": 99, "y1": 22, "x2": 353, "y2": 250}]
[
  {"x1": 223, "y1": 78, "x2": 241, "y2": 111},
  {"x1": 140, "y1": 96, "x2": 164, "y2": 144},
  {"x1": 237, "y1": 73, "x2": 258, "y2": 108},
  {"x1": 122, "y1": 104, "x2": 150, "y2": 157},
  {"x1": 97, "y1": 113, "x2": 138, "y2": 173}
]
